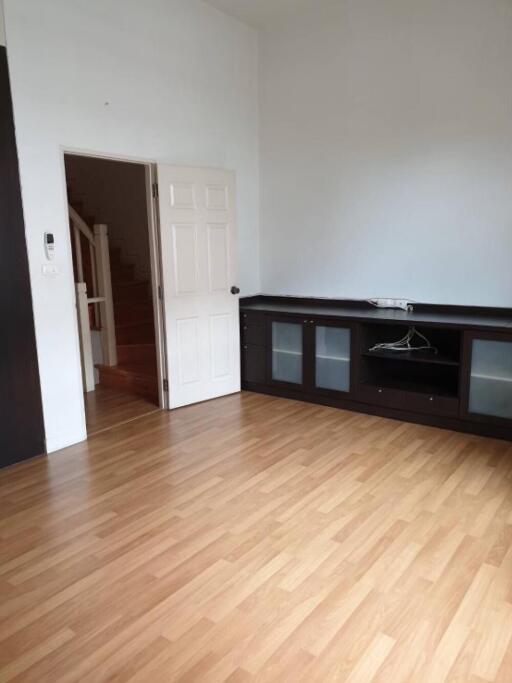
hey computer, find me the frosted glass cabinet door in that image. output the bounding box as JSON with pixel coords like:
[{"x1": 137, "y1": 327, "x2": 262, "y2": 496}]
[
  {"x1": 315, "y1": 326, "x2": 351, "y2": 392},
  {"x1": 272, "y1": 321, "x2": 303, "y2": 384},
  {"x1": 468, "y1": 339, "x2": 512, "y2": 420}
]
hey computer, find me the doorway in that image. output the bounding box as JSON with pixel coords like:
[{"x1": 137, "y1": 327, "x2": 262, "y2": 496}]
[{"x1": 64, "y1": 153, "x2": 166, "y2": 435}]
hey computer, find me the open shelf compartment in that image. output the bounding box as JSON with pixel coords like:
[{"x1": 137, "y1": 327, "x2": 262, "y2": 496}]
[{"x1": 359, "y1": 323, "x2": 461, "y2": 398}]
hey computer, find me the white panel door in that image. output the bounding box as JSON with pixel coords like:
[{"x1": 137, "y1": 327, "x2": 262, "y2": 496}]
[{"x1": 157, "y1": 165, "x2": 240, "y2": 408}]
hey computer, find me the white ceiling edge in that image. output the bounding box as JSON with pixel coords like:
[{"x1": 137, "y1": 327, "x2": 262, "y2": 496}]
[{"x1": 203, "y1": 0, "x2": 341, "y2": 29}]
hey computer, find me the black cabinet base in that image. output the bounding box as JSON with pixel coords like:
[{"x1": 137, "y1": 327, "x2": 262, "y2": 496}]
[{"x1": 242, "y1": 382, "x2": 512, "y2": 442}]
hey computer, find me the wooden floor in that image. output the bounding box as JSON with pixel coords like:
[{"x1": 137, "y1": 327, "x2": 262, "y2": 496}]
[
  {"x1": 2, "y1": 393, "x2": 512, "y2": 682},
  {"x1": 84, "y1": 385, "x2": 160, "y2": 436}
]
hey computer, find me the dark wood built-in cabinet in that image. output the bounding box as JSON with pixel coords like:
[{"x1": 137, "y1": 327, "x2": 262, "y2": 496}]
[
  {"x1": 240, "y1": 297, "x2": 512, "y2": 441},
  {"x1": 241, "y1": 312, "x2": 267, "y2": 385},
  {"x1": 267, "y1": 316, "x2": 354, "y2": 397}
]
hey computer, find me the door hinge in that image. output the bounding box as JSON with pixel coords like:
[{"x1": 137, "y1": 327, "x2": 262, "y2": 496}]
[
  {"x1": 163, "y1": 378, "x2": 169, "y2": 392},
  {"x1": 152, "y1": 182, "x2": 159, "y2": 199}
]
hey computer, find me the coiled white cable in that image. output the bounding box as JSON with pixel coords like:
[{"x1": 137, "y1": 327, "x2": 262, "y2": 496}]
[{"x1": 369, "y1": 327, "x2": 438, "y2": 354}]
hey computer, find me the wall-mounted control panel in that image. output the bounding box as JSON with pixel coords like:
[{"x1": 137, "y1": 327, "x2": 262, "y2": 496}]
[{"x1": 44, "y1": 232, "x2": 55, "y2": 260}]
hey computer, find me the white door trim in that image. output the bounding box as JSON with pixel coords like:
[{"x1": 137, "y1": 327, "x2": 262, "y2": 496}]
[
  {"x1": 145, "y1": 163, "x2": 168, "y2": 408},
  {"x1": 61, "y1": 148, "x2": 169, "y2": 415}
]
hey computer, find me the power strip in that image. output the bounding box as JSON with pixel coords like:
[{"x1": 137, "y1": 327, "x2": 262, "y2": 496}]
[{"x1": 367, "y1": 298, "x2": 413, "y2": 312}]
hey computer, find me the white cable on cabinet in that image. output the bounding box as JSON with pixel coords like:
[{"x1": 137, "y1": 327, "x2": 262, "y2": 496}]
[{"x1": 369, "y1": 327, "x2": 438, "y2": 354}]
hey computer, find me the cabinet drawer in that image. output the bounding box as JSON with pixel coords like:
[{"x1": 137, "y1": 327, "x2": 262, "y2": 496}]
[
  {"x1": 242, "y1": 344, "x2": 266, "y2": 384},
  {"x1": 356, "y1": 384, "x2": 459, "y2": 418},
  {"x1": 241, "y1": 312, "x2": 266, "y2": 346}
]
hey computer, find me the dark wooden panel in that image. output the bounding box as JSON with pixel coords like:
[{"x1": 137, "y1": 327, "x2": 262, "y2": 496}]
[
  {"x1": 240, "y1": 296, "x2": 512, "y2": 332},
  {"x1": 241, "y1": 320, "x2": 266, "y2": 347},
  {"x1": 240, "y1": 304, "x2": 512, "y2": 441},
  {"x1": 240, "y1": 311, "x2": 266, "y2": 325},
  {"x1": 241, "y1": 344, "x2": 266, "y2": 384},
  {"x1": 0, "y1": 46, "x2": 45, "y2": 468},
  {"x1": 355, "y1": 384, "x2": 459, "y2": 418},
  {"x1": 240, "y1": 294, "x2": 512, "y2": 321}
]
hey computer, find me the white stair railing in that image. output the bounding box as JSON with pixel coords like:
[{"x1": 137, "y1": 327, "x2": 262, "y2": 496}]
[
  {"x1": 94, "y1": 224, "x2": 117, "y2": 368},
  {"x1": 76, "y1": 283, "x2": 95, "y2": 392},
  {"x1": 69, "y1": 205, "x2": 117, "y2": 393}
]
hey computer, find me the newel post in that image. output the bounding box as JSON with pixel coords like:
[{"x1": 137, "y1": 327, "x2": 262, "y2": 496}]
[
  {"x1": 76, "y1": 282, "x2": 95, "y2": 392},
  {"x1": 94, "y1": 224, "x2": 117, "y2": 367}
]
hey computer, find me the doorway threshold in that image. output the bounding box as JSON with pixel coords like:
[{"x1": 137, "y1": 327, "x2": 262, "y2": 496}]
[{"x1": 84, "y1": 386, "x2": 160, "y2": 436}]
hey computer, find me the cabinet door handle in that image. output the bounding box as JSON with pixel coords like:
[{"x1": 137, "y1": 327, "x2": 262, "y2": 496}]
[
  {"x1": 244, "y1": 326, "x2": 248, "y2": 330},
  {"x1": 310, "y1": 320, "x2": 315, "y2": 324},
  {"x1": 378, "y1": 388, "x2": 383, "y2": 394},
  {"x1": 244, "y1": 345, "x2": 248, "y2": 350},
  {"x1": 429, "y1": 396, "x2": 434, "y2": 402}
]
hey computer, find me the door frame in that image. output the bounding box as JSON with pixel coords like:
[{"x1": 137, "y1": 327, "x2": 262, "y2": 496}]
[
  {"x1": 145, "y1": 163, "x2": 168, "y2": 409},
  {"x1": 60, "y1": 147, "x2": 169, "y2": 418}
]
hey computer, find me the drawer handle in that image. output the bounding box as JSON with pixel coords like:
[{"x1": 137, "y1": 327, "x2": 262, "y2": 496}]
[
  {"x1": 429, "y1": 396, "x2": 434, "y2": 401},
  {"x1": 378, "y1": 388, "x2": 383, "y2": 394},
  {"x1": 244, "y1": 326, "x2": 248, "y2": 330},
  {"x1": 244, "y1": 345, "x2": 248, "y2": 349}
]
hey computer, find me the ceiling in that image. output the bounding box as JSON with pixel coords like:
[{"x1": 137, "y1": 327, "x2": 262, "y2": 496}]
[{"x1": 203, "y1": 0, "x2": 340, "y2": 28}]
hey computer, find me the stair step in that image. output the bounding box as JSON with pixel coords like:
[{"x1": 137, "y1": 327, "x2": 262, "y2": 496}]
[
  {"x1": 112, "y1": 280, "x2": 149, "y2": 301},
  {"x1": 116, "y1": 320, "x2": 155, "y2": 344},
  {"x1": 109, "y1": 247, "x2": 123, "y2": 265},
  {"x1": 96, "y1": 363, "x2": 158, "y2": 402},
  {"x1": 114, "y1": 300, "x2": 153, "y2": 325},
  {"x1": 117, "y1": 343, "x2": 156, "y2": 365},
  {"x1": 111, "y1": 264, "x2": 136, "y2": 283}
]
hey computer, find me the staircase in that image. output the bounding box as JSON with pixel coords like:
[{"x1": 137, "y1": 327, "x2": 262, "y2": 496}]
[
  {"x1": 95, "y1": 245, "x2": 158, "y2": 402},
  {"x1": 67, "y1": 188, "x2": 158, "y2": 404}
]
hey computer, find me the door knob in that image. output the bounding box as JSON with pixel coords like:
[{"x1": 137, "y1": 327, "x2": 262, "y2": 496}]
[{"x1": 230, "y1": 286, "x2": 240, "y2": 295}]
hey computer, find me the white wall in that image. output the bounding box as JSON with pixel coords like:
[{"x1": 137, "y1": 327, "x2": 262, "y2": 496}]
[
  {"x1": 259, "y1": 0, "x2": 512, "y2": 306},
  {"x1": 3, "y1": 0, "x2": 259, "y2": 452}
]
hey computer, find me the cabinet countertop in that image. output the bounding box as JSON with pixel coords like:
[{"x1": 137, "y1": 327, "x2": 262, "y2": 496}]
[{"x1": 240, "y1": 300, "x2": 512, "y2": 331}]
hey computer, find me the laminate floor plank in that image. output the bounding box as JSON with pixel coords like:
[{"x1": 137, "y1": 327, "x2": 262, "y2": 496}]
[{"x1": 1, "y1": 392, "x2": 512, "y2": 681}]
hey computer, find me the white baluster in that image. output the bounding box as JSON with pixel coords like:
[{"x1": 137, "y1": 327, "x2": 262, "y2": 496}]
[
  {"x1": 76, "y1": 282, "x2": 95, "y2": 392},
  {"x1": 73, "y1": 224, "x2": 84, "y2": 282},
  {"x1": 89, "y1": 240, "x2": 99, "y2": 328},
  {"x1": 94, "y1": 224, "x2": 117, "y2": 366}
]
